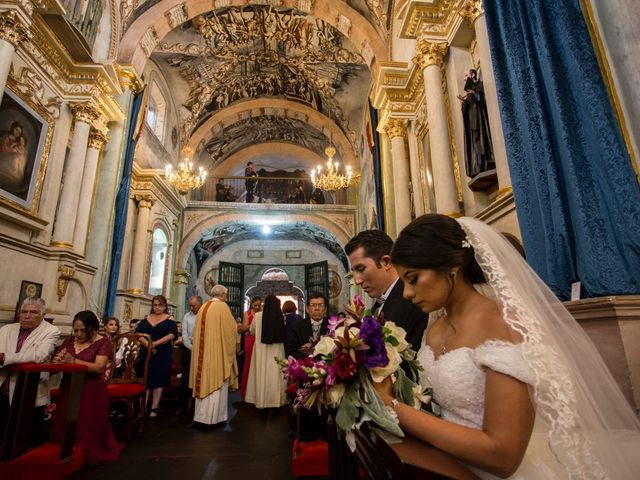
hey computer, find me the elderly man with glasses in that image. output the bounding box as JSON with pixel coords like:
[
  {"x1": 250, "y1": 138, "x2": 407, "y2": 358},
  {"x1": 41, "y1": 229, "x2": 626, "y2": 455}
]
[{"x1": 0, "y1": 297, "x2": 60, "y2": 445}]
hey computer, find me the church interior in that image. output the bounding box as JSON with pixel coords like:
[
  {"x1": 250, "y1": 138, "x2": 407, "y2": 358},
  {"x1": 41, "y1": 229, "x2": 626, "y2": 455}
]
[{"x1": 0, "y1": 0, "x2": 639, "y2": 477}]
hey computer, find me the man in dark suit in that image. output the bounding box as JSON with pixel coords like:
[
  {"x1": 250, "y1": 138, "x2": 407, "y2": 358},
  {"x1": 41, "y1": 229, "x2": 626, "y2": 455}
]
[
  {"x1": 345, "y1": 230, "x2": 426, "y2": 351},
  {"x1": 286, "y1": 292, "x2": 329, "y2": 441},
  {"x1": 287, "y1": 292, "x2": 329, "y2": 359}
]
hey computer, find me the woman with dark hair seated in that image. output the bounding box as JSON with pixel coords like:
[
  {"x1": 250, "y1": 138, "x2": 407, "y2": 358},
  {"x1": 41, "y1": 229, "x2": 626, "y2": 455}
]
[{"x1": 52, "y1": 310, "x2": 124, "y2": 464}]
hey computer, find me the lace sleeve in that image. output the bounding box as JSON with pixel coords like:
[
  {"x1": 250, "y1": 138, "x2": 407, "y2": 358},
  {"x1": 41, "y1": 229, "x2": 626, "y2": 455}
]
[{"x1": 473, "y1": 340, "x2": 535, "y2": 386}]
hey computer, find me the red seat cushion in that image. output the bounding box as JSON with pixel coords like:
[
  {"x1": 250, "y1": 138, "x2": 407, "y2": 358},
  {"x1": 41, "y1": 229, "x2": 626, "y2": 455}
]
[
  {"x1": 107, "y1": 383, "x2": 145, "y2": 397},
  {"x1": 291, "y1": 438, "x2": 329, "y2": 478},
  {"x1": 0, "y1": 443, "x2": 85, "y2": 480}
]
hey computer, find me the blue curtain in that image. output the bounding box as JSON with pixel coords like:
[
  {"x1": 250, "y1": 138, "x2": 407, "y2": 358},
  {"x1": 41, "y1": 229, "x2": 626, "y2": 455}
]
[
  {"x1": 484, "y1": 0, "x2": 640, "y2": 299},
  {"x1": 104, "y1": 90, "x2": 145, "y2": 315},
  {"x1": 369, "y1": 102, "x2": 385, "y2": 232}
]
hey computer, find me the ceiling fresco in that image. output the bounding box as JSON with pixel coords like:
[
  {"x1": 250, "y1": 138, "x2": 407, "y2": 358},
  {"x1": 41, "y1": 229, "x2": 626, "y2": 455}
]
[
  {"x1": 150, "y1": 4, "x2": 372, "y2": 154},
  {"x1": 347, "y1": 0, "x2": 391, "y2": 37},
  {"x1": 190, "y1": 221, "x2": 349, "y2": 272},
  {"x1": 203, "y1": 115, "x2": 340, "y2": 168}
]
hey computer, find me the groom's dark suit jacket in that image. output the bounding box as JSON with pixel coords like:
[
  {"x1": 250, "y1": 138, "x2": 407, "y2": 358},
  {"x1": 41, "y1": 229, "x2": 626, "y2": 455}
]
[
  {"x1": 286, "y1": 317, "x2": 329, "y2": 359},
  {"x1": 379, "y1": 279, "x2": 427, "y2": 352}
]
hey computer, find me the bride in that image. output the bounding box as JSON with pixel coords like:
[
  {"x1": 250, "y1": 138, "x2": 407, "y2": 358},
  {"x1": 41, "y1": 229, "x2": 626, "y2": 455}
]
[{"x1": 373, "y1": 214, "x2": 640, "y2": 479}]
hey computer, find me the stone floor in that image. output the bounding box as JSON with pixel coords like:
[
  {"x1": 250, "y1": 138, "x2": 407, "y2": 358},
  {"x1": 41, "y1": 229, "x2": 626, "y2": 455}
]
[{"x1": 69, "y1": 391, "x2": 292, "y2": 480}]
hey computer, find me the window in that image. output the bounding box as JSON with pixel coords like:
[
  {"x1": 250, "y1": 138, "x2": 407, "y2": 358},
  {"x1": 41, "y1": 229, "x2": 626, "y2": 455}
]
[
  {"x1": 145, "y1": 81, "x2": 167, "y2": 141},
  {"x1": 148, "y1": 228, "x2": 168, "y2": 295}
]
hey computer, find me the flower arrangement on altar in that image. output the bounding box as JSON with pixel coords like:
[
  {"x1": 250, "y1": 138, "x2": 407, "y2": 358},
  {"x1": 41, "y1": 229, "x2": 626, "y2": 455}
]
[{"x1": 277, "y1": 295, "x2": 437, "y2": 438}]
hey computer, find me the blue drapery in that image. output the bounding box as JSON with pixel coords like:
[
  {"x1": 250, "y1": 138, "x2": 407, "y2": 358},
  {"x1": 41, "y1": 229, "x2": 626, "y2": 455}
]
[
  {"x1": 104, "y1": 90, "x2": 145, "y2": 316},
  {"x1": 369, "y1": 102, "x2": 385, "y2": 232},
  {"x1": 483, "y1": 0, "x2": 640, "y2": 299}
]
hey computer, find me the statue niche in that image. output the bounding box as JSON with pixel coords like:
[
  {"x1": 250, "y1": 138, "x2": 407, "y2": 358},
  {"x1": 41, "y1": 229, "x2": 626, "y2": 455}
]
[{"x1": 458, "y1": 69, "x2": 497, "y2": 191}]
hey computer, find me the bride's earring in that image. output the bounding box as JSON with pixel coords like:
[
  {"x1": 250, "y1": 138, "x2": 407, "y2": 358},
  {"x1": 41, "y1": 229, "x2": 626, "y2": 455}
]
[{"x1": 450, "y1": 270, "x2": 457, "y2": 279}]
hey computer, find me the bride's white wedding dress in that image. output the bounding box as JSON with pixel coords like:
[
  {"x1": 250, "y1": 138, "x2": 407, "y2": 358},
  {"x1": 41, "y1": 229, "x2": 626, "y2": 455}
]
[
  {"x1": 407, "y1": 217, "x2": 640, "y2": 479},
  {"x1": 417, "y1": 336, "x2": 566, "y2": 479}
]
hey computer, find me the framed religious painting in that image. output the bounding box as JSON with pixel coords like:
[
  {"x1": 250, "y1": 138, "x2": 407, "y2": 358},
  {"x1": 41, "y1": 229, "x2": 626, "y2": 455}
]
[
  {"x1": 0, "y1": 89, "x2": 49, "y2": 211},
  {"x1": 14, "y1": 280, "x2": 43, "y2": 321}
]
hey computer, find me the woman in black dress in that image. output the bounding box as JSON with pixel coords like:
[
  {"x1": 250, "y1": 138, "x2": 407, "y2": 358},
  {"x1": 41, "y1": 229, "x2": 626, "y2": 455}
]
[{"x1": 136, "y1": 295, "x2": 177, "y2": 417}]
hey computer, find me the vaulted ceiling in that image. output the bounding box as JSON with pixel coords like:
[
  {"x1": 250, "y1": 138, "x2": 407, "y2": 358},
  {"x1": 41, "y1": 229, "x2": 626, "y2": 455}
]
[{"x1": 120, "y1": 1, "x2": 391, "y2": 175}]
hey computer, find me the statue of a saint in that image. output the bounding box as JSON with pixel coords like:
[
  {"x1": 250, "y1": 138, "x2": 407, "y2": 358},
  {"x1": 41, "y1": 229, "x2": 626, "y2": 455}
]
[{"x1": 458, "y1": 69, "x2": 495, "y2": 178}]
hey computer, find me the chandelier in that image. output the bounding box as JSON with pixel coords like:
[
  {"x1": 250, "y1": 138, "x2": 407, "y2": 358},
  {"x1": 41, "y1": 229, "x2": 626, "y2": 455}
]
[
  {"x1": 164, "y1": 147, "x2": 207, "y2": 195},
  {"x1": 310, "y1": 145, "x2": 359, "y2": 191}
]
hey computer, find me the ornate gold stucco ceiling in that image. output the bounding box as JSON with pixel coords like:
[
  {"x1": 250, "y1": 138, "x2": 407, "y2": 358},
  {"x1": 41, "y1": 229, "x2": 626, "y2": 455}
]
[{"x1": 120, "y1": 1, "x2": 392, "y2": 173}]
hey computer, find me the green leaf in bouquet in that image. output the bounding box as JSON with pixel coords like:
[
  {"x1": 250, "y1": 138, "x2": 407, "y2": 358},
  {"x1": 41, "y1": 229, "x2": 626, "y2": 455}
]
[
  {"x1": 386, "y1": 336, "x2": 400, "y2": 347},
  {"x1": 358, "y1": 370, "x2": 404, "y2": 438},
  {"x1": 336, "y1": 376, "x2": 362, "y2": 432},
  {"x1": 393, "y1": 367, "x2": 416, "y2": 406}
]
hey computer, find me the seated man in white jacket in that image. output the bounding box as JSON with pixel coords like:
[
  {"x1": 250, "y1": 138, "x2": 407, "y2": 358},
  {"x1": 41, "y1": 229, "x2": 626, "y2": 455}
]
[{"x1": 0, "y1": 297, "x2": 60, "y2": 445}]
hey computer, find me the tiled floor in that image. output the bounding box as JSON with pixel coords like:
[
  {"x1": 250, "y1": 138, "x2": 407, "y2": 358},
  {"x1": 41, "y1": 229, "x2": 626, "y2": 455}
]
[{"x1": 70, "y1": 391, "x2": 292, "y2": 480}]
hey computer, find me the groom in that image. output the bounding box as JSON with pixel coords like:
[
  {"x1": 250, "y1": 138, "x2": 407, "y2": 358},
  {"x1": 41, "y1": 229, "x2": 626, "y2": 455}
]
[{"x1": 345, "y1": 230, "x2": 426, "y2": 351}]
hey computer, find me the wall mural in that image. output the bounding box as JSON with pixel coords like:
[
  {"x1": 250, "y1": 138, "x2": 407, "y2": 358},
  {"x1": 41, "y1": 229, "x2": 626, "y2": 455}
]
[
  {"x1": 203, "y1": 115, "x2": 339, "y2": 167},
  {"x1": 190, "y1": 221, "x2": 349, "y2": 274},
  {"x1": 153, "y1": 6, "x2": 369, "y2": 141}
]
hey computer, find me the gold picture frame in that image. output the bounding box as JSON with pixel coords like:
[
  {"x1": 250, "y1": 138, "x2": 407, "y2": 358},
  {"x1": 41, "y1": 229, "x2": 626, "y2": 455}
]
[{"x1": 0, "y1": 87, "x2": 53, "y2": 215}]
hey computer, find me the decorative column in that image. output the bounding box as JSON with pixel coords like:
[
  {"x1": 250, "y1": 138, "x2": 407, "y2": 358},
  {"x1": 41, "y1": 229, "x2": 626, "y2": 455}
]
[
  {"x1": 86, "y1": 117, "x2": 126, "y2": 305},
  {"x1": 414, "y1": 40, "x2": 460, "y2": 216},
  {"x1": 384, "y1": 119, "x2": 412, "y2": 231},
  {"x1": 0, "y1": 11, "x2": 31, "y2": 96},
  {"x1": 379, "y1": 132, "x2": 397, "y2": 236},
  {"x1": 73, "y1": 128, "x2": 108, "y2": 254},
  {"x1": 407, "y1": 122, "x2": 425, "y2": 217},
  {"x1": 460, "y1": 0, "x2": 511, "y2": 194},
  {"x1": 173, "y1": 269, "x2": 190, "y2": 321},
  {"x1": 52, "y1": 103, "x2": 99, "y2": 248},
  {"x1": 128, "y1": 194, "x2": 154, "y2": 294}
]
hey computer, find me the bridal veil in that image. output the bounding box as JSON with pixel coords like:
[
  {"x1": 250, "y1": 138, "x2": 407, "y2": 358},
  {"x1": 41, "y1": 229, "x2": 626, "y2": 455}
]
[{"x1": 457, "y1": 217, "x2": 640, "y2": 479}]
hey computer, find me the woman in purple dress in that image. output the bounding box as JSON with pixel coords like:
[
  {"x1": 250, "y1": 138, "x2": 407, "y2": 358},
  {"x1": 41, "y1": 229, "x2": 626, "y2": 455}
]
[
  {"x1": 52, "y1": 310, "x2": 123, "y2": 464},
  {"x1": 135, "y1": 295, "x2": 178, "y2": 417}
]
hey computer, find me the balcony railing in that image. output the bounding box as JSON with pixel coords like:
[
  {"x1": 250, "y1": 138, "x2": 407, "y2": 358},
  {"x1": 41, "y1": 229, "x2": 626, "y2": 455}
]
[{"x1": 190, "y1": 176, "x2": 350, "y2": 205}]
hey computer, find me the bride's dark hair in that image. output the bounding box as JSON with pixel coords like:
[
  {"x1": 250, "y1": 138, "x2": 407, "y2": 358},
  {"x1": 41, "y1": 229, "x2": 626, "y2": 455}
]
[{"x1": 391, "y1": 214, "x2": 485, "y2": 284}]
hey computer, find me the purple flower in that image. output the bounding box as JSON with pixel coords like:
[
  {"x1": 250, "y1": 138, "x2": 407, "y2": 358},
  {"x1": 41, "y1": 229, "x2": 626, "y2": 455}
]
[
  {"x1": 327, "y1": 315, "x2": 340, "y2": 335},
  {"x1": 324, "y1": 366, "x2": 337, "y2": 388},
  {"x1": 285, "y1": 356, "x2": 314, "y2": 383},
  {"x1": 358, "y1": 316, "x2": 388, "y2": 369}
]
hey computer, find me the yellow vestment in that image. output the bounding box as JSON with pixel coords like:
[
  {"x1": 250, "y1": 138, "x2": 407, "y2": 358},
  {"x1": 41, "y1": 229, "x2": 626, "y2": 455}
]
[{"x1": 189, "y1": 299, "x2": 238, "y2": 399}]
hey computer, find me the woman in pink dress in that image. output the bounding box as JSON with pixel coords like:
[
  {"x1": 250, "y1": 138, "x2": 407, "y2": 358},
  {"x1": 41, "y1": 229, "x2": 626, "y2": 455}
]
[
  {"x1": 239, "y1": 296, "x2": 261, "y2": 400},
  {"x1": 52, "y1": 310, "x2": 124, "y2": 464}
]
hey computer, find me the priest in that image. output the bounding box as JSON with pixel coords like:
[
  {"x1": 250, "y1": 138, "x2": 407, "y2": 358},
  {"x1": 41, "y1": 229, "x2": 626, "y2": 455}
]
[{"x1": 189, "y1": 284, "x2": 238, "y2": 425}]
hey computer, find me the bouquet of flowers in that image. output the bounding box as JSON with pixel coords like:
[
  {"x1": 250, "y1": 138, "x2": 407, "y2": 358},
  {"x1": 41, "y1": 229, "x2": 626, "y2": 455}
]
[{"x1": 277, "y1": 295, "x2": 436, "y2": 439}]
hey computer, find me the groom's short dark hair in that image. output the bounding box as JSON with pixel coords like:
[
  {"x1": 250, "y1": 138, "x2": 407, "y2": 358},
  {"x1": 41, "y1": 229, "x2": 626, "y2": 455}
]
[{"x1": 345, "y1": 230, "x2": 393, "y2": 266}]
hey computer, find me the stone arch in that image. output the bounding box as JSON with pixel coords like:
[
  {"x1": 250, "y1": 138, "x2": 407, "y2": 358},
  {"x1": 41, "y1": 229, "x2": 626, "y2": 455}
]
[
  {"x1": 189, "y1": 98, "x2": 356, "y2": 166},
  {"x1": 118, "y1": 0, "x2": 387, "y2": 75},
  {"x1": 178, "y1": 211, "x2": 353, "y2": 270}
]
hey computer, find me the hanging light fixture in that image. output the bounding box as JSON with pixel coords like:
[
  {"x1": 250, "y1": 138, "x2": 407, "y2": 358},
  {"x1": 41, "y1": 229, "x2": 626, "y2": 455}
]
[
  {"x1": 310, "y1": 143, "x2": 359, "y2": 192},
  {"x1": 164, "y1": 146, "x2": 208, "y2": 195}
]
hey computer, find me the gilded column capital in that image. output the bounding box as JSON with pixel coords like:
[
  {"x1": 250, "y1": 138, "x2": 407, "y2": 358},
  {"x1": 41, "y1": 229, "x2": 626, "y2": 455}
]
[
  {"x1": 88, "y1": 129, "x2": 108, "y2": 150},
  {"x1": 117, "y1": 64, "x2": 145, "y2": 93},
  {"x1": 414, "y1": 40, "x2": 449, "y2": 69},
  {"x1": 70, "y1": 102, "x2": 100, "y2": 125},
  {"x1": 174, "y1": 269, "x2": 191, "y2": 284},
  {"x1": 384, "y1": 119, "x2": 408, "y2": 139},
  {"x1": 0, "y1": 10, "x2": 32, "y2": 48},
  {"x1": 459, "y1": 0, "x2": 485, "y2": 24},
  {"x1": 134, "y1": 193, "x2": 155, "y2": 208}
]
